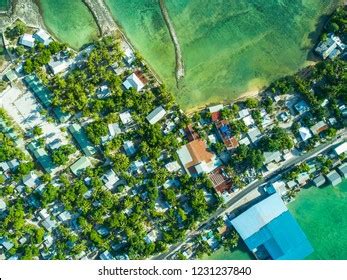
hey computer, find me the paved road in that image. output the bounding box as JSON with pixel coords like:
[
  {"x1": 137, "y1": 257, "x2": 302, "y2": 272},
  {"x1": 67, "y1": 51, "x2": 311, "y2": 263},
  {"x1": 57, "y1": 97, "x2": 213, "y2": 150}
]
[{"x1": 152, "y1": 132, "x2": 346, "y2": 260}]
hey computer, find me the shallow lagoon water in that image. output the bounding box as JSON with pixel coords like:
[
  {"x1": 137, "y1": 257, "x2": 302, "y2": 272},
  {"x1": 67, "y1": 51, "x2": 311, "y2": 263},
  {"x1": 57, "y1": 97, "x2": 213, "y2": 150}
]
[
  {"x1": 105, "y1": 0, "x2": 340, "y2": 109},
  {"x1": 0, "y1": 0, "x2": 8, "y2": 11},
  {"x1": 39, "y1": 0, "x2": 99, "y2": 50}
]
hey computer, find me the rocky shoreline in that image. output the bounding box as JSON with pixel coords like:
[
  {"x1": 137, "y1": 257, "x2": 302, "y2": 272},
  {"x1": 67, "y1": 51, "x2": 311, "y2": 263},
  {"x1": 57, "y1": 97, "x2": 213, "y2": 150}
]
[
  {"x1": 0, "y1": 0, "x2": 44, "y2": 32},
  {"x1": 83, "y1": 0, "x2": 117, "y2": 36},
  {"x1": 158, "y1": 0, "x2": 185, "y2": 84}
]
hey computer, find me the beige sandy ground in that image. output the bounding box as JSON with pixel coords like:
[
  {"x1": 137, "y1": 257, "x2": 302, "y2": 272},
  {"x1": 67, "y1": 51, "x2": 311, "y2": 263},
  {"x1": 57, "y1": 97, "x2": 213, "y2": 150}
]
[{"x1": 0, "y1": 0, "x2": 44, "y2": 32}]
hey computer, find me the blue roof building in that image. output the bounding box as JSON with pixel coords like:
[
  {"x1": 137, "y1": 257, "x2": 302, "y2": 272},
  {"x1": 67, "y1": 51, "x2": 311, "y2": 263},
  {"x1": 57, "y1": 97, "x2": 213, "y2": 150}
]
[{"x1": 231, "y1": 193, "x2": 313, "y2": 260}]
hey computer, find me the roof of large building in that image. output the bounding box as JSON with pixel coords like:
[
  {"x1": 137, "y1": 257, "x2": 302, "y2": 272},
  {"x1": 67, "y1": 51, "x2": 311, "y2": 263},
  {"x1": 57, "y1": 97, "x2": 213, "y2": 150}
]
[
  {"x1": 231, "y1": 193, "x2": 287, "y2": 240},
  {"x1": 68, "y1": 124, "x2": 96, "y2": 157},
  {"x1": 27, "y1": 142, "x2": 56, "y2": 173},
  {"x1": 231, "y1": 193, "x2": 313, "y2": 260},
  {"x1": 337, "y1": 162, "x2": 347, "y2": 177},
  {"x1": 24, "y1": 75, "x2": 53, "y2": 108},
  {"x1": 244, "y1": 211, "x2": 314, "y2": 260}
]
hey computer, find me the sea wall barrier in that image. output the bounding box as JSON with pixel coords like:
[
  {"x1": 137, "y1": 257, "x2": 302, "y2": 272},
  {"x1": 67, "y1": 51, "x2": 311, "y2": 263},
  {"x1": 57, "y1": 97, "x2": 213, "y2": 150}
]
[
  {"x1": 158, "y1": 0, "x2": 185, "y2": 83},
  {"x1": 83, "y1": 0, "x2": 117, "y2": 36}
]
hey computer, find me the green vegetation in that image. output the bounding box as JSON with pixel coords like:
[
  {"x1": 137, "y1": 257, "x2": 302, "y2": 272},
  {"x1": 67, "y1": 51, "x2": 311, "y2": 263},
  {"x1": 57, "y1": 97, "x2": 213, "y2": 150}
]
[
  {"x1": 52, "y1": 145, "x2": 76, "y2": 166},
  {"x1": 259, "y1": 127, "x2": 294, "y2": 152}
]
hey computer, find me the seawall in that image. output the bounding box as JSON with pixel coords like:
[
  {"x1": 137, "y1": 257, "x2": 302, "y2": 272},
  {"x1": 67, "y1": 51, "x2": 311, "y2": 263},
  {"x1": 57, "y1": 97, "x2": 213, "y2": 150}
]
[
  {"x1": 82, "y1": 0, "x2": 117, "y2": 36},
  {"x1": 158, "y1": 0, "x2": 185, "y2": 83}
]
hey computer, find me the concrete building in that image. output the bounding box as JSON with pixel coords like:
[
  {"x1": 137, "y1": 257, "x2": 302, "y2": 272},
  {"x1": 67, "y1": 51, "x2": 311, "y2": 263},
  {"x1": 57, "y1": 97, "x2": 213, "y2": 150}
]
[
  {"x1": 312, "y1": 174, "x2": 326, "y2": 188},
  {"x1": 68, "y1": 123, "x2": 96, "y2": 157},
  {"x1": 70, "y1": 156, "x2": 92, "y2": 176},
  {"x1": 294, "y1": 100, "x2": 310, "y2": 115},
  {"x1": 19, "y1": 34, "x2": 35, "y2": 48},
  {"x1": 337, "y1": 162, "x2": 347, "y2": 179},
  {"x1": 119, "y1": 111, "x2": 133, "y2": 125},
  {"x1": 177, "y1": 139, "x2": 221, "y2": 176},
  {"x1": 299, "y1": 127, "x2": 312, "y2": 142},
  {"x1": 326, "y1": 170, "x2": 342, "y2": 186},
  {"x1": 123, "y1": 73, "x2": 145, "y2": 91},
  {"x1": 101, "y1": 169, "x2": 120, "y2": 191},
  {"x1": 310, "y1": 121, "x2": 328, "y2": 135},
  {"x1": 334, "y1": 142, "x2": 347, "y2": 157},
  {"x1": 315, "y1": 33, "x2": 345, "y2": 60},
  {"x1": 231, "y1": 193, "x2": 313, "y2": 260},
  {"x1": 48, "y1": 60, "x2": 69, "y2": 75},
  {"x1": 247, "y1": 127, "x2": 262, "y2": 144},
  {"x1": 34, "y1": 29, "x2": 52, "y2": 46},
  {"x1": 146, "y1": 105, "x2": 167, "y2": 125}
]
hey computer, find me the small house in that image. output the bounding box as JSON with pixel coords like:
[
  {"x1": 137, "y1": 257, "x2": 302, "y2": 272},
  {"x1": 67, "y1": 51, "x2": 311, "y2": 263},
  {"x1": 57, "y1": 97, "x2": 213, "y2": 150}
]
[
  {"x1": 146, "y1": 105, "x2": 167, "y2": 125},
  {"x1": 334, "y1": 142, "x2": 347, "y2": 157},
  {"x1": 34, "y1": 29, "x2": 52, "y2": 46},
  {"x1": 310, "y1": 121, "x2": 328, "y2": 135},
  {"x1": 101, "y1": 169, "x2": 120, "y2": 191},
  {"x1": 108, "y1": 123, "x2": 121, "y2": 137},
  {"x1": 294, "y1": 101, "x2": 310, "y2": 115},
  {"x1": 299, "y1": 127, "x2": 312, "y2": 142},
  {"x1": 70, "y1": 156, "x2": 92, "y2": 176},
  {"x1": 19, "y1": 34, "x2": 35, "y2": 48},
  {"x1": 123, "y1": 72, "x2": 145, "y2": 92},
  {"x1": 337, "y1": 162, "x2": 347, "y2": 179},
  {"x1": 123, "y1": 140, "x2": 136, "y2": 156},
  {"x1": 312, "y1": 175, "x2": 326, "y2": 188},
  {"x1": 119, "y1": 111, "x2": 133, "y2": 125},
  {"x1": 326, "y1": 170, "x2": 342, "y2": 186}
]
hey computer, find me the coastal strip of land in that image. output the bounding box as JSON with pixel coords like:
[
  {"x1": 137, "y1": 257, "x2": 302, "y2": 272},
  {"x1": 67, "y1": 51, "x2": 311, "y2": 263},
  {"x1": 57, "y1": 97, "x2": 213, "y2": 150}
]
[
  {"x1": 82, "y1": 0, "x2": 117, "y2": 36},
  {"x1": 0, "y1": 0, "x2": 44, "y2": 33},
  {"x1": 158, "y1": 0, "x2": 185, "y2": 83}
]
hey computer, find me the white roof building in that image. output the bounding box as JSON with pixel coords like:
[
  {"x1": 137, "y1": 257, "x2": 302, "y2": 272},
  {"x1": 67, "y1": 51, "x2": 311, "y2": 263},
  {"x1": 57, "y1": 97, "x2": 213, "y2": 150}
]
[
  {"x1": 0, "y1": 198, "x2": 6, "y2": 212},
  {"x1": 242, "y1": 115, "x2": 255, "y2": 127},
  {"x1": 34, "y1": 29, "x2": 52, "y2": 46},
  {"x1": 101, "y1": 169, "x2": 120, "y2": 191},
  {"x1": 123, "y1": 140, "x2": 136, "y2": 156},
  {"x1": 22, "y1": 171, "x2": 39, "y2": 188},
  {"x1": 19, "y1": 34, "x2": 35, "y2": 48},
  {"x1": 121, "y1": 41, "x2": 135, "y2": 65},
  {"x1": 108, "y1": 123, "x2": 121, "y2": 137},
  {"x1": 123, "y1": 73, "x2": 145, "y2": 92},
  {"x1": 334, "y1": 142, "x2": 347, "y2": 156},
  {"x1": 208, "y1": 104, "x2": 223, "y2": 113},
  {"x1": 238, "y1": 108, "x2": 250, "y2": 118},
  {"x1": 315, "y1": 33, "x2": 345, "y2": 60},
  {"x1": 48, "y1": 60, "x2": 69, "y2": 75},
  {"x1": 299, "y1": 127, "x2": 312, "y2": 142},
  {"x1": 119, "y1": 111, "x2": 133, "y2": 125},
  {"x1": 165, "y1": 161, "x2": 181, "y2": 173},
  {"x1": 146, "y1": 105, "x2": 167, "y2": 125}
]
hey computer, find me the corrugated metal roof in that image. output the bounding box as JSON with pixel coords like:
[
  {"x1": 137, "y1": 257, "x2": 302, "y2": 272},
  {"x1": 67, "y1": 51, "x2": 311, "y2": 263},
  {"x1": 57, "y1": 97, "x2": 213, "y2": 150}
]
[
  {"x1": 231, "y1": 193, "x2": 287, "y2": 240},
  {"x1": 244, "y1": 211, "x2": 313, "y2": 260}
]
